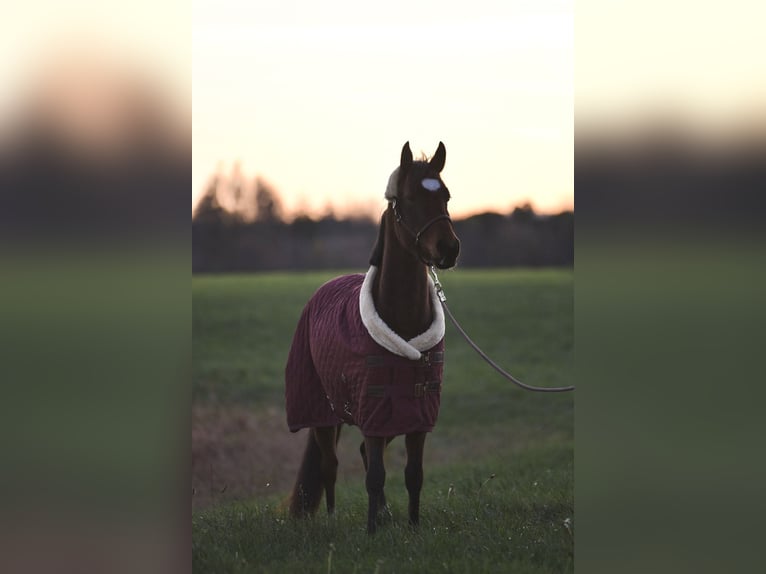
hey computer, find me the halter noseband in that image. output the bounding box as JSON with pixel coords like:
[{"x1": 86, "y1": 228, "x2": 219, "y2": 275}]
[{"x1": 391, "y1": 198, "x2": 452, "y2": 247}]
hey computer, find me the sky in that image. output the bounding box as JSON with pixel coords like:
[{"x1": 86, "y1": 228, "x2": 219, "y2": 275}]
[
  {"x1": 2, "y1": 2, "x2": 763, "y2": 222},
  {"x1": 192, "y1": 0, "x2": 574, "y2": 219}
]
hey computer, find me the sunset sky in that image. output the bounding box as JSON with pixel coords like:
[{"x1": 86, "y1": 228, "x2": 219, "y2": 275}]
[
  {"x1": 193, "y1": 0, "x2": 574, "y2": 219},
  {"x1": 2, "y1": 2, "x2": 763, "y2": 223}
]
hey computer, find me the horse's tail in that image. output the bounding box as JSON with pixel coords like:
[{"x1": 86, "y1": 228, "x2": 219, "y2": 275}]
[{"x1": 288, "y1": 429, "x2": 324, "y2": 516}]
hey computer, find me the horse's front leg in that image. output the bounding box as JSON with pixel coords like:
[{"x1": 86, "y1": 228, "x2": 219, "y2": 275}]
[
  {"x1": 364, "y1": 436, "x2": 386, "y2": 534},
  {"x1": 360, "y1": 436, "x2": 395, "y2": 515},
  {"x1": 404, "y1": 431, "x2": 427, "y2": 527}
]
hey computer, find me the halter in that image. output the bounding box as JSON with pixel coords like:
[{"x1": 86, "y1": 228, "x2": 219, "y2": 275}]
[{"x1": 390, "y1": 198, "x2": 452, "y2": 247}]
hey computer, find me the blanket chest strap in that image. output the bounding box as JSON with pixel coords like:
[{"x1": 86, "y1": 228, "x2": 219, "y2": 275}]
[
  {"x1": 367, "y1": 380, "x2": 442, "y2": 398},
  {"x1": 366, "y1": 350, "x2": 444, "y2": 368}
]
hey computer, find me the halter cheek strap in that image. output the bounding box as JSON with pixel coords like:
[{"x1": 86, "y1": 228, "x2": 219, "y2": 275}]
[{"x1": 391, "y1": 199, "x2": 452, "y2": 247}]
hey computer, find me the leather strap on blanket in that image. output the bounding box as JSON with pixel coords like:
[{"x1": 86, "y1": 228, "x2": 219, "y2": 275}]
[
  {"x1": 367, "y1": 380, "x2": 442, "y2": 398},
  {"x1": 365, "y1": 350, "x2": 444, "y2": 368}
]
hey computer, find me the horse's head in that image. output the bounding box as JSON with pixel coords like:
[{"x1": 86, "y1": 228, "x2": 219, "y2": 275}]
[{"x1": 376, "y1": 141, "x2": 461, "y2": 269}]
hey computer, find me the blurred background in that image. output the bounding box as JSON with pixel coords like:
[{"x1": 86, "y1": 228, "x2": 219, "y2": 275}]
[
  {"x1": 1, "y1": 2, "x2": 189, "y2": 240},
  {"x1": 575, "y1": 2, "x2": 765, "y2": 573},
  {"x1": 1, "y1": 2, "x2": 189, "y2": 574}
]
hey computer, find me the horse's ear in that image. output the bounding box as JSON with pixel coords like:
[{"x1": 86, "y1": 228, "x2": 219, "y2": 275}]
[
  {"x1": 369, "y1": 212, "x2": 386, "y2": 266},
  {"x1": 397, "y1": 142, "x2": 414, "y2": 193},
  {"x1": 400, "y1": 142, "x2": 413, "y2": 169},
  {"x1": 429, "y1": 141, "x2": 446, "y2": 172}
]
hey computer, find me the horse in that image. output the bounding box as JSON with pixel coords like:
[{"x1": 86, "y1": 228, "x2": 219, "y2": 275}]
[{"x1": 284, "y1": 141, "x2": 460, "y2": 534}]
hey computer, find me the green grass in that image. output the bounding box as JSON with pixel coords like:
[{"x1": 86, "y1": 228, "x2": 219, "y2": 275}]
[
  {"x1": 193, "y1": 268, "x2": 573, "y2": 573},
  {"x1": 193, "y1": 271, "x2": 350, "y2": 405},
  {"x1": 193, "y1": 443, "x2": 573, "y2": 574}
]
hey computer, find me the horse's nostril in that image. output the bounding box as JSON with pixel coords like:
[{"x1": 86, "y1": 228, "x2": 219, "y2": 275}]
[
  {"x1": 437, "y1": 238, "x2": 460, "y2": 257},
  {"x1": 437, "y1": 239, "x2": 453, "y2": 252},
  {"x1": 434, "y1": 237, "x2": 460, "y2": 269}
]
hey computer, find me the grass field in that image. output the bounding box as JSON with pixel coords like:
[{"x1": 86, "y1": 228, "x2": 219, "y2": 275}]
[{"x1": 192, "y1": 268, "x2": 573, "y2": 573}]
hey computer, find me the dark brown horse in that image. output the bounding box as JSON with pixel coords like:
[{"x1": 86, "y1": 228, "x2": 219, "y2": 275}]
[{"x1": 285, "y1": 141, "x2": 460, "y2": 533}]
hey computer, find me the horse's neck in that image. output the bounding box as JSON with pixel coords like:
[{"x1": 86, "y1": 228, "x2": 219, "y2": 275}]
[{"x1": 373, "y1": 221, "x2": 433, "y2": 340}]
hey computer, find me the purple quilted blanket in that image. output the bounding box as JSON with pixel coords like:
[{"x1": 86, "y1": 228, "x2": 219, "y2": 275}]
[{"x1": 285, "y1": 270, "x2": 445, "y2": 438}]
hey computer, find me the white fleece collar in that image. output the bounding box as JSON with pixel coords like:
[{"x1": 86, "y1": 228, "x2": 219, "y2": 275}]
[{"x1": 359, "y1": 266, "x2": 445, "y2": 360}]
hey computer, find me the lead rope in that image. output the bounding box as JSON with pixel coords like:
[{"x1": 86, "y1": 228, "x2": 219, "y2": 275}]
[{"x1": 429, "y1": 266, "x2": 575, "y2": 393}]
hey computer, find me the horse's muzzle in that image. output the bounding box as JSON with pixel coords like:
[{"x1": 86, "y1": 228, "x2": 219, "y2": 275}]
[{"x1": 434, "y1": 237, "x2": 460, "y2": 269}]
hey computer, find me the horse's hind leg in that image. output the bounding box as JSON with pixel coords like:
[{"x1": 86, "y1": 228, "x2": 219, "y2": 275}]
[
  {"x1": 404, "y1": 431, "x2": 427, "y2": 526},
  {"x1": 360, "y1": 436, "x2": 394, "y2": 513},
  {"x1": 312, "y1": 426, "x2": 340, "y2": 515}
]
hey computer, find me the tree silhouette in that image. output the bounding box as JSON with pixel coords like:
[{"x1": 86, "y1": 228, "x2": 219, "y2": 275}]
[
  {"x1": 511, "y1": 202, "x2": 536, "y2": 223},
  {"x1": 254, "y1": 177, "x2": 283, "y2": 222},
  {"x1": 192, "y1": 169, "x2": 573, "y2": 272},
  {"x1": 193, "y1": 175, "x2": 225, "y2": 224}
]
